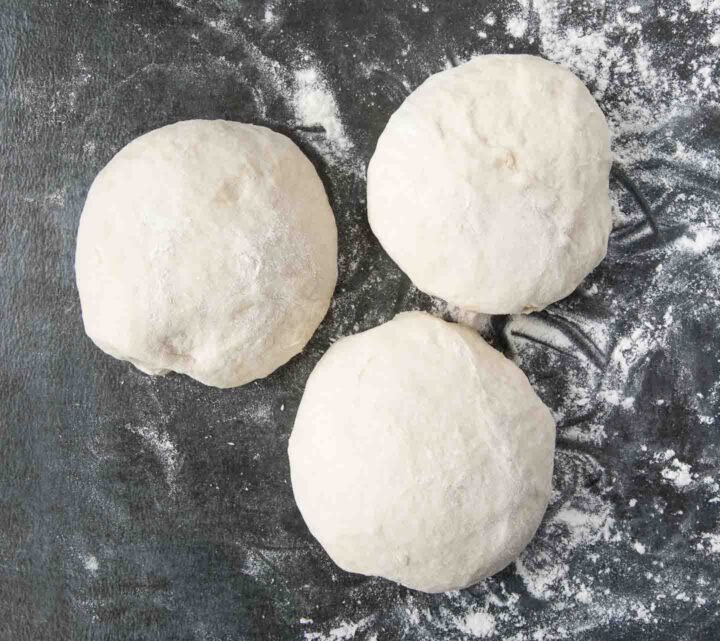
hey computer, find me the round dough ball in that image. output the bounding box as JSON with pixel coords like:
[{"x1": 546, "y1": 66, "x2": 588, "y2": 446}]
[
  {"x1": 367, "y1": 54, "x2": 612, "y2": 314},
  {"x1": 76, "y1": 120, "x2": 337, "y2": 388},
  {"x1": 288, "y1": 311, "x2": 555, "y2": 593}
]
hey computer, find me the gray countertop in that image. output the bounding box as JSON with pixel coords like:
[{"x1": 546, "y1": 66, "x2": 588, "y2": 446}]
[{"x1": 2, "y1": 1, "x2": 719, "y2": 639}]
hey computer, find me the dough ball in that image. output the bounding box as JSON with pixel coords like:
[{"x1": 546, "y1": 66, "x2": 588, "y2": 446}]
[
  {"x1": 367, "y1": 54, "x2": 612, "y2": 314},
  {"x1": 76, "y1": 120, "x2": 337, "y2": 388},
  {"x1": 288, "y1": 312, "x2": 556, "y2": 593}
]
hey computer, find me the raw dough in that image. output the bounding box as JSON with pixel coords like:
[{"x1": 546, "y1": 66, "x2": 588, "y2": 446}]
[
  {"x1": 367, "y1": 54, "x2": 612, "y2": 314},
  {"x1": 76, "y1": 120, "x2": 337, "y2": 388},
  {"x1": 288, "y1": 311, "x2": 556, "y2": 593}
]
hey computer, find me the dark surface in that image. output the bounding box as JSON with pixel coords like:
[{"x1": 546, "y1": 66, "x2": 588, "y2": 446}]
[{"x1": 2, "y1": 1, "x2": 720, "y2": 640}]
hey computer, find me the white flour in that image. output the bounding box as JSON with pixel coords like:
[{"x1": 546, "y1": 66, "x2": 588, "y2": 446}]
[
  {"x1": 304, "y1": 616, "x2": 373, "y2": 641},
  {"x1": 456, "y1": 611, "x2": 497, "y2": 637},
  {"x1": 165, "y1": 1, "x2": 359, "y2": 172},
  {"x1": 292, "y1": 67, "x2": 352, "y2": 154},
  {"x1": 506, "y1": 16, "x2": 528, "y2": 39},
  {"x1": 126, "y1": 422, "x2": 181, "y2": 494},
  {"x1": 660, "y1": 457, "x2": 694, "y2": 489},
  {"x1": 82, "y1": 554, "x2": 99, "y2": 573}
]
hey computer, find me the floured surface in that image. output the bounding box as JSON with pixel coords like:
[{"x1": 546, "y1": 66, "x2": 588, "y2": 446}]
[{"x1": 1, "y1": 0, "x2": 719, "y2": 640}]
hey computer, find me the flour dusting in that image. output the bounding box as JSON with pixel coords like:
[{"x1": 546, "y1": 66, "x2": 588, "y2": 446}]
[
  {"x1": 126, "y1": 423, "x2": 181, "y2": 493},
  {"x1": 506, "y1": 16, "x2": 528, "y2": 38},
  {"x1": 661, "y1": 458, "x2": 694, "y2": 489},
  {"x1": 82, "y1": 554, "x2": 99, "y2": 573},
  {"x1": 304, "y1": 616, "x2": 374, "y2": 641},
  {"x1": 167, "y1": 1, "x2": 358, "y2": 170},
  {"x1": 456, "y1": 611, "x2": 496, "y2": 637},
  {"x1": 293, "y1": 67, "x2": 352, "y2": 153}
]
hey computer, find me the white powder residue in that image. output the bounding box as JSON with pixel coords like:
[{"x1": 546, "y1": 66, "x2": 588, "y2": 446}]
[
  {"x1": 676, "y1": 229, "x2": 720, "y2": 254},
  {"x1": 703, "y1": 476, "x2": 720, "y2": 495},
  {"x1": 688, "y1": 0, "x2": 720, "y2": 12},
  {"x1": 661, "y1": 458, "x2": 694, "y2": 489},
  {"x1": 563, "y1": 421, "x2": 606, "y2": 447},
  {"x1": 126, "y1": 423, "x2": 181, "y2": 493},
  {"x1": 82, "y1": 554, "x2": 99, "y2": 573},
  {"x1": 169, "y1": 2, "x2": 357, "y2": 169},
  {"x1": 577, "y1": 584, "x2": 594, "y2": 604},
  {"x1": 633, "y1": 541, "x2": 647, "y2": 555},
  {"x1": 293, "y1": 67, "x2": 352, "y2": 154},
  {"x1": 527, "y1": 0, "x2": 720, "y2": 137},
  {"x1": 240, "y1": 552, "x2": 264, "y2": 579},
  {"x1": 404, "y1": 607, "x2": 421, "y2": 625},
  {"x1": 46, "y1": 188, "x2": 67, "y2": 207},
  {"x1": 516, "y1": 500, "x2": 617, "y2": 600},
  {"x1": 240, "y1": 548, "x2": 300, "y2": 581},
  {"x1": 455, "y1": 611, "x2": 496, "y2": 637},
  {"x1": 554, "y1": 506, "x2": 617, "y2": 548},
  {"x1": 506, "y1": 16, "x2": 528, "y2": 38},
  {"x1": 304, "y1": 616, "x2": 373, "y2": 641},
  {"x1": 515, "y1": 556, "x2": 570, "y2": 601},
  {"x1": 264, "y1": 3, "x2": 276, "y2": 24},
  {"x1": 697, "y1": 533, "x2": 720, "y2": 554}
]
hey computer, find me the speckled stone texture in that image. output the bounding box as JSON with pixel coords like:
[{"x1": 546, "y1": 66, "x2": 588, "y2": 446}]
[{"x1": 1, "y1": 1, "x2": 719, "y2": 640}]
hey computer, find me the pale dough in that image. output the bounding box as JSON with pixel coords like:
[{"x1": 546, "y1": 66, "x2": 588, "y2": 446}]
[
  {"x1": 76, "y1": 120, "x2": 337, "y2": 388},
  {"x1": 367, "y1": 54, "x2": 612, "y2": 314},
  {"x1": 288, "y1": 312, "x2": 556, "y2": 593}
]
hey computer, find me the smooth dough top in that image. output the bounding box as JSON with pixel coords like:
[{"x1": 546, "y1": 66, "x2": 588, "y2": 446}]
[
  {"x1": 289, "y1": 312, "x2": 556, "y2": 593},
  {"x1": 368, "y1": 54, "x2": 612, "y2": 314},
  {"x1": 76, "y1": 120, "x2": 337, "y2": 388}
]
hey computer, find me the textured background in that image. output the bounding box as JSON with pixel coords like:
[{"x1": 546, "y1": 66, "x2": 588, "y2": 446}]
[{"x1": 1, "y1": 1, "x2": 720, "y2": 640}]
